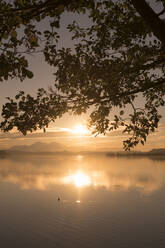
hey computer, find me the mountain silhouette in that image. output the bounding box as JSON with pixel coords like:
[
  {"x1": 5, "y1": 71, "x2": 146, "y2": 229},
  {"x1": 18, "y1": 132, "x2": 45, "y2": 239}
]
[{"x1": 10, "y1": 141, "x2": 65, "y2": 152}]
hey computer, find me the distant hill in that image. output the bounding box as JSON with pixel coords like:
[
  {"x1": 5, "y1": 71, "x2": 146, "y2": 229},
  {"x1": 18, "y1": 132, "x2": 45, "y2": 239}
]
[
  {"x1": 149, "y1": 149, "x2": 165, "y2": 155},
  {"x1": 106, "y1": 149, "x2": 165, "y2": 157},
  {"x1": 0, "y1": 150, "x2": 8, "y2": 158},
  {"x1": 9, "y1": 141, "x2": 66, "y2": 153},
  {"x1": 1, "y1": 143, "x2": 165, "y2": 157}
]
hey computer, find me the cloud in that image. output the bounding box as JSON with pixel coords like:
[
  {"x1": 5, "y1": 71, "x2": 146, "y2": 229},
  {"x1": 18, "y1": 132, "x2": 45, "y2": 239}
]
[{"x1": 0, "y1": 120, "x2": 165, "y2": 151}]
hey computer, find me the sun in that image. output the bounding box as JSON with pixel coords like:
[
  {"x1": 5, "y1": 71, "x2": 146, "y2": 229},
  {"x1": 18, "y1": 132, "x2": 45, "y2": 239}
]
[{"x1": 73, "y1": 124, "x2": 89, "y2": 135}]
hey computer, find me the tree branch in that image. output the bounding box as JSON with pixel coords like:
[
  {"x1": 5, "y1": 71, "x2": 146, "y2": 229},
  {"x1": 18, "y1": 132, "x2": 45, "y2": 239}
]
[
  {"x1": 131, "y1": 0, "x2": 165, "y2": 44},
  {"x1": 99, "y1": 80, "x2": 165, "y2": 104},
  {"x1": 157, "y1": 8, "x2": 165, "y2": 17}
]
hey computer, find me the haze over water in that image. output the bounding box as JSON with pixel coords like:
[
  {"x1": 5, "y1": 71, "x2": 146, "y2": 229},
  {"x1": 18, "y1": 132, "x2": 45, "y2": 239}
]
[{"x1": 0, "y1": 154, "x2": 165, "y2": 248}]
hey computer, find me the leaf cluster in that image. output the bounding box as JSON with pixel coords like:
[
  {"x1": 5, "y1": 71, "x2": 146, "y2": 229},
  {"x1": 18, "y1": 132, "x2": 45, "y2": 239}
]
[{"x1": 0, "y1": 0, "x2": 165, "y2": 150}]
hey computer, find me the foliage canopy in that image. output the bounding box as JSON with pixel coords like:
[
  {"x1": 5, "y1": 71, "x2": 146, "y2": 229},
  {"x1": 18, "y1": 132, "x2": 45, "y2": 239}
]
[{"x1": 0, "y1": 0, "x2": 165, "y2": 150}]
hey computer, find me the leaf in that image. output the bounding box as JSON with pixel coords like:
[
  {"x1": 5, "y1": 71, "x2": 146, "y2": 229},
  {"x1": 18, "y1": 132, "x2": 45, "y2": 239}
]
[
  {"x1": 16, "y1": 16, "x2": 23, "y2": 24},
  {"x1": 56, "y1": 5, "x2": 64, "y2": 14},
  {"x1": 11, "y1": 30, "x2": 17, "y2": 39},
  {"x1": 3, "y1": 33, "x2": 9, "y2": 40},
  {"x1": 29, "y1": 35, "x2": 38, "y2": 45},
  {"x1": 26, "y1": 71, "x2": 33, "y2": 79}
]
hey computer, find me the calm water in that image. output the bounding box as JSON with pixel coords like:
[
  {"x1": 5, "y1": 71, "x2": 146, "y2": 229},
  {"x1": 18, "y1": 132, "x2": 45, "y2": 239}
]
[{"x1": 0, "y1": 154, "x2": 165, "y2": 248}]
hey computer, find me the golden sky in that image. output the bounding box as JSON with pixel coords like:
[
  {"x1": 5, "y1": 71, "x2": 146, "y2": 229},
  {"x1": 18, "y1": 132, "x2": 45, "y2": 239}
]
[
  {"x1": 0, "y1": 120, "x2": 165, "y2": 151},
  {"x1": 0, "y1": 12, "x2": 164, "y2": 152}
]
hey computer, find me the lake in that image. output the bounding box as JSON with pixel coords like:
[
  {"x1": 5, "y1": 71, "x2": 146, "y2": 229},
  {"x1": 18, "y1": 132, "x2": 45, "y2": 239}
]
[{"x1": 0, "y1": 154, "x2": 165, "y2": 248}]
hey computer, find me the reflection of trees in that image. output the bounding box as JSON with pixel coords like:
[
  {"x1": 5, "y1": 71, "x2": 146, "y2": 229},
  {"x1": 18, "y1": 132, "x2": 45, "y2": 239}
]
[
  {"x1": 149, "y1": 156, "x2": 165, "y2": 161},
  {"x1": 106, "y1": 150, "x2": 165, "y2": 161},
  {"x1": 0, "y1": 155, "x2": 165, "y2": 193}
]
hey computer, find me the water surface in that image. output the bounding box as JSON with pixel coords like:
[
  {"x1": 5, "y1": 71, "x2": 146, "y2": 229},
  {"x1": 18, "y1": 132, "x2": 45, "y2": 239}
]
[{"x1": 0, "y1": 154, "x2": 165, "y2": 247}]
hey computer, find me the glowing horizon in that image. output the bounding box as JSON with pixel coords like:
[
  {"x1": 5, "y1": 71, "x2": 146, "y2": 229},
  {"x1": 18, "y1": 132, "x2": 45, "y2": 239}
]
[{"x1": 71, "y1": 124, "x2": 90, "y2": 135}]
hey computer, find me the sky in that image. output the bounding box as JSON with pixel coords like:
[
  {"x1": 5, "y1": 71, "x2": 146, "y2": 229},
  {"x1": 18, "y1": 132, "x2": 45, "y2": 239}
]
[{"x1": 0, "y1": 4, "x2": 165, "y2": 152}]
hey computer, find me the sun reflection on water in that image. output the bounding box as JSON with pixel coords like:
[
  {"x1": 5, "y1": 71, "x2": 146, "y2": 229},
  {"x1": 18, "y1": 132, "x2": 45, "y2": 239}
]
[
  {"x1": 0, "y1": 155, "x2": 165, "y2": 194},
  {"x1": 63, "y1": 171, "x2": 91, "y2": 188}
]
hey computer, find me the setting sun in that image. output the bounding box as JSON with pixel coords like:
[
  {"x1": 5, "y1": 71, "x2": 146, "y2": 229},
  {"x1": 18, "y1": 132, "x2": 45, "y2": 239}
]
[{"x1": 72, "y1": 124, "x2": 89, "y2": 135}]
